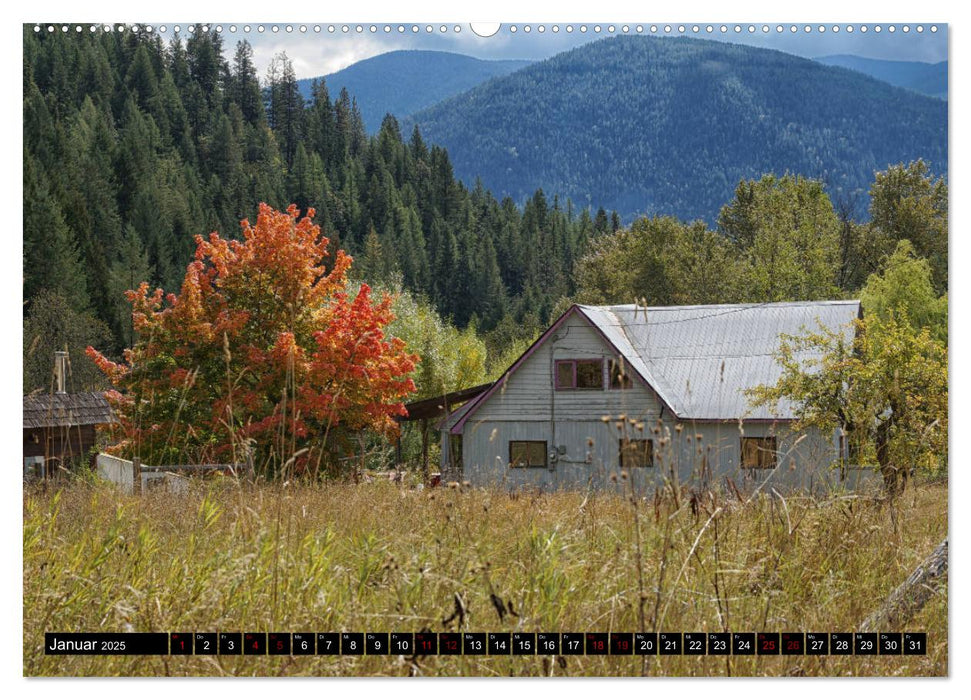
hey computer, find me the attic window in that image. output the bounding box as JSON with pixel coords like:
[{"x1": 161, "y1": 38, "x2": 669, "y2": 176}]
[
  {"x1": 741, "y1": 437, "x2": 777, "y2": 469},
  {"x1": 555, "y1": 359, "x2": 604, "y2": 390},
  {"x1": 609, "y1": 358, "x2": 633, "y2": 390}
]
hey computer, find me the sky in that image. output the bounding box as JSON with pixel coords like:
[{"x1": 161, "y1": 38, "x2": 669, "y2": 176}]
[{"x1": 201, "y1": 22, "x2": 950, "y2": 82}]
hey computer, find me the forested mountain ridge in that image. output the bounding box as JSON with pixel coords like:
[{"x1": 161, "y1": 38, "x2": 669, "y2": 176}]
[
  {"x1": 405, "y1": 36, "x2": 947, "y2": 223},
  {"x1": 23, "y1": 27, "x2": 600, "y2": 392},
  {"x1": 22, "y1": 27, "x2": 948, "y2": 405},
  {"x1": 814, "y1": 54, "x2": 947, "y2": 100},
  {"x1": 298, "y1": 50, "x2": 532, "y2": 133}
]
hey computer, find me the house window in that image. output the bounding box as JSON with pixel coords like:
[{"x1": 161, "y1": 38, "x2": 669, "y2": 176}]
[
  {"x1": 609, "y1": 358, "x2": 633, "y2": 390},
  {"x1": 620, "y1": 439, "x2": 654, "y2": 468},
  {"x1": 555, "y1": 359, "x2": 604, "y2": 390},
  {"x1": 741, "y1": 437, "x2": 777, "y2": 469},
  {"x1": 509, "y1": 440, "x2": 548, "y2": 468},
  {"x1": 839, "y1": 430, "x2": 866, "y2": 469},
  {"x1": 448, "y1": 434, "x2": 463, "y2": 472}
]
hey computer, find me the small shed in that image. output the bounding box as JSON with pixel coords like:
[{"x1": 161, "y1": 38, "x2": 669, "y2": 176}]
[{"x1": 22, "y1": 352, "x2": 114, "y2": 480}]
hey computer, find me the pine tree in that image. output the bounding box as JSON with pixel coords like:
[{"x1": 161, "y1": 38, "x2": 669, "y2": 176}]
[
  {"x1": 185, "y1": 25, "x2": 224, "y2": 111},
  {"x1": 266, "y1": 52, "x2": 304, "y2": 169},
  {"x1": 107, "y1": 225, "x2": 152, "y2": 347},
  {"x1": 473, "y1": 234, "x2": 507, "y2": 330},
  {"x1": 231, "y1": 40, "x2": 263, "y2": 125},
  {"x1": 23, "y1": 151, "x2": 89, "y2": 312},
  {"x1": 58, "y1": 97, "x2": 123, "y2": 332},
  {"x1": 306, "y1": 78, "x2": 337, "y2": 167},
  {"x1": 594, "y1": 207, "x2": 609, "y2": 233},
  {"x1": 124, "y1": 44, "x2": 159, "y2": 112}
]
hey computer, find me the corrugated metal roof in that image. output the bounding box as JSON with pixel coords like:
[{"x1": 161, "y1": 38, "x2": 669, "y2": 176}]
[
  {"x1": 578, "y1": 300, "x2": 861, "y2": 420},
  {"x1": 23, "y1": 392, "x2": 115, "y2": 429}
]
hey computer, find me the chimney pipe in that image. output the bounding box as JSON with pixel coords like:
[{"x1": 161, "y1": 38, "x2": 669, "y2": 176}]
[{"x1": 54, "y1": 351, "x2": 68, "y2": 394}]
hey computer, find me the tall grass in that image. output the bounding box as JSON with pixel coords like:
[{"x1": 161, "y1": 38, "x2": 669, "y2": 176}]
[{"x1": 23, "y1": 479, "x2": 947, "y2": 677}]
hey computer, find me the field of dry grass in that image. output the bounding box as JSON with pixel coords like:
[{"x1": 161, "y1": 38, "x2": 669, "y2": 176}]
[{"x1": 23, "y1": 477, "x2": 947, "y2": 677}]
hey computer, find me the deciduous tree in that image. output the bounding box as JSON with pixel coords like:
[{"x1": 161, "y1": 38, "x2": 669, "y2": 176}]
[
  {"x1": 748, "y1": 314, "x2": 947, "y2": 495},
  {"x1": 868, "y1": 160, "x2": 948, "y2": 294},
  {"x1": 88, "y1": 203, "x2": 417, "y2": 476}
]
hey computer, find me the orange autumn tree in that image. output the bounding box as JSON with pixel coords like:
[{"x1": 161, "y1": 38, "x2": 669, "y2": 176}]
[{"x1": 87, "y1": 203, "x2": 417, "y2": 476}]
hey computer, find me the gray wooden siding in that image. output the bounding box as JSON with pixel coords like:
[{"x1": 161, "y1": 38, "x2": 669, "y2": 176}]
[
  {"x1": 469, "y1": 312, "x2": 664, "y2": 424},
  {"x1": 456, "y1": 418, "x2": 878, "y2": 495}
]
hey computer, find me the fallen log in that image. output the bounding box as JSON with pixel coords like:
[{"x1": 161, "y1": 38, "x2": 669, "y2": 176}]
[{"x1": 861, "y1": 538, "x2": 948, "y2": 632}]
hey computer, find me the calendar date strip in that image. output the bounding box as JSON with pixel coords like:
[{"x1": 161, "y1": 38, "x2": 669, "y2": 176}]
[{"x1": 45, "y1": 631, "x2": 927, "y2": 656}]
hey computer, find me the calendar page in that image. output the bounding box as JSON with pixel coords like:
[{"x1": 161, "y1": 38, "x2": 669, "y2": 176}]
[{"x1": 22, "y1": 17, "x2": 948, "y2": 680}]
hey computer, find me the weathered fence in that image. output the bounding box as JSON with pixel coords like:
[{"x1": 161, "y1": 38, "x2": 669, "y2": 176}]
[
  {"x1": 95, "y1": 453, "x2": 134, "y2": 492},
  {"x1": 861, "y1": 538, "x2": 948, "y2": 632},
  {"x1": 96, "y1": 453, "x2": 253, "y2": 494}
]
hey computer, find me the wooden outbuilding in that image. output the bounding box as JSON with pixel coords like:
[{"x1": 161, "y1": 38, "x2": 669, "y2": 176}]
[{"x1": 22, "y1": 351, "x2": 114, "y2": 480}]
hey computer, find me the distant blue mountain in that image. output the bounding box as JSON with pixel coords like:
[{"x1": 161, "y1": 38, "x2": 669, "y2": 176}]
[
  {"x1": 297, "y1": 50, "x2": 532, "y2": 133},
  {"x1": 405, "y1": 36, "x2": 948, "y2": 224},
  {"x1": 814, "y1": 54, "x2": 947, "y2": 100}
]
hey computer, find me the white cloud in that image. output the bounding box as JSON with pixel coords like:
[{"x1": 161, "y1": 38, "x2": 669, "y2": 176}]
[{"x1": 235, "y1": 33, "x2": 393, "y2": 81}]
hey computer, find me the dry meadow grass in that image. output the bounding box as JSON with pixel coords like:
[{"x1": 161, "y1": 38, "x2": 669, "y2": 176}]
[{"x1": 23, "y1": 477, "x2": 947, "y2": 677}]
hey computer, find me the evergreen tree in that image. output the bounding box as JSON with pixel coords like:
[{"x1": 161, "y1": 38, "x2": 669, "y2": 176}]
[
  {"x1": 231, "y1": 40, "x2": 263, "y2": 125},
  {"x1": 23, "y1": 152, "x2": 89, "y2": 312},
  {"x1": 594, "y1": 207, "x2": 609, "y2": 234},
  {"x1": 472, "y1": 234, "x2": 507, "y2": 330},
  {"x1": 107, "y1": 225, "x2": 152, "y2": 347},
  {"x1": 185, "y1": 25, "x2": 224, "y2": 111},
  {"x1": 58, "y1": 97, "x2": 123, "y2": 334},
  {"x1": 266, "y1": 52, "x2": 304, "y2": 169},
  {"x1": 124, "y1": 43, "x2": 159, "y2": 112},
  {"x1": 306, "y1": 78, "x2": 337, "y2": 168}
]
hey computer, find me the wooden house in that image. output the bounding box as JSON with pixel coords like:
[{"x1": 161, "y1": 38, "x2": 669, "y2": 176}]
[
  {"x1": 23, "y1": 352, "x2": 114, "y2": 480},
  {"x1": 439, "y1": 301, "x2": 875, "y2": 494}
]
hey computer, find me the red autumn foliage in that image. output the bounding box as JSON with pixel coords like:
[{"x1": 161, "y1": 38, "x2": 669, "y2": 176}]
[{"x1": 87, "y1": 203, "x2": 417, "y2": 474}]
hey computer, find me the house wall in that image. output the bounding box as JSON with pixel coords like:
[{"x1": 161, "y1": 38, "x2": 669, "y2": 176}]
[
  {"x1": 456, "y1": 418, "x2": 877, "y2": 495},
  {"x1": 469, "y1": 310, "x2": 665, "y2": 423},
  {"x1": 23, "y1": 424, "x2": 98, "y2": 472}
]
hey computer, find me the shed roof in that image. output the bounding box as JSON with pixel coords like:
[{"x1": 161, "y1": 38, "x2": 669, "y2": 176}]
[
  {"x1": 23, "y1": 392, "x2": 115, "y2": 429},
  {"x1": 452, "y1": 300, "x2": 860, "y2": 432},
  {"x1": 400, "y1": 382, "x2": 493, "y2": 422},
  {"x1": 439, "y1": 392, "x2": 480, "y2": 432}
]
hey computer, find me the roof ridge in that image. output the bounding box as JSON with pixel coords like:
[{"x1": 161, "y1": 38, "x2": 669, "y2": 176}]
[{"x1": 581, "y1": 299, "x2": 860, "y2": 313}]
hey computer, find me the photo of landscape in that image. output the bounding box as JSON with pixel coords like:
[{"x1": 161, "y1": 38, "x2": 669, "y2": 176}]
[{"x1": 22, "y1": 22, "x2": 948, "y2": 677}]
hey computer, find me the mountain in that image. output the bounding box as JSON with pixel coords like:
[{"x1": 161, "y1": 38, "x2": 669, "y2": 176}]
[
  {"x1": 298, "y1": 50, "x2": 532, "y2": 133},
  {"x1": 405, "y1": 36, "x2": 947, "y2": 223},
  {"x1": 815, "y1": 54, "x2": 947, "y2": 100}
]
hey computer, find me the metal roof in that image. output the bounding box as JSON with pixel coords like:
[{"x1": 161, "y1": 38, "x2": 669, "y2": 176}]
[
  {"x1": 23, "y1": 392, "x2": 115, "y2": 429},
  {"x1": 578, "y1": 300, "x2": 861, "y2": 420}
]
